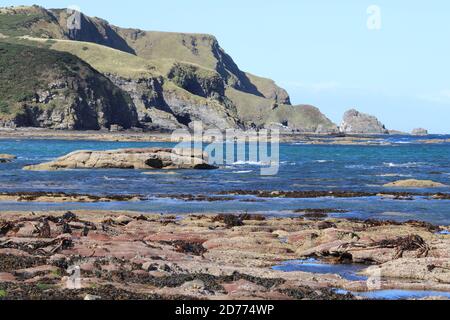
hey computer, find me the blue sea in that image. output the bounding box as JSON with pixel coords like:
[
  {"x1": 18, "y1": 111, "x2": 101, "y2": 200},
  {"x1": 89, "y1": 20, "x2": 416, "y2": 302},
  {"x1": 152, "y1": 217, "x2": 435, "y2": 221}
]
[{"x1": 0, "y1": 135, "x2": 449, "y2": 225}]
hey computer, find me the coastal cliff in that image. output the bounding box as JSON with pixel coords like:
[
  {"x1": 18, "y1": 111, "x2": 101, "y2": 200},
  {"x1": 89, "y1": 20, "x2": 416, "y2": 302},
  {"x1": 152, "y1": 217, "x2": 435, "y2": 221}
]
[{"x1": 0, "y1": 5, "x2": 336, "y2": 132}]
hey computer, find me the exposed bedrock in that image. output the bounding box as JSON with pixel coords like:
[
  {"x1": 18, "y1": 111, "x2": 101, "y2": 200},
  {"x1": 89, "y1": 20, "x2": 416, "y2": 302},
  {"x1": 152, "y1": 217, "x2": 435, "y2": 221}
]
[{"x1": 23, "y1": 148, "x2": 216, "y2": 171}]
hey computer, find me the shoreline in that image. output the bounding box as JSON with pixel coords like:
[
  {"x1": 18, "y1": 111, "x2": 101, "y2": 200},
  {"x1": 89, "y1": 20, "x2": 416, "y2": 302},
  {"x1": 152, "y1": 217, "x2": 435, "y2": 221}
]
[
  {"x1": 1, "y1": 128, "x2": 442, "y2": 145},
  {"x1": 1, "y1": 210, "x2": 449, "y2": 300},
  {"x1": 0, "y1": 190, "x2": 449, "y2": 208}
]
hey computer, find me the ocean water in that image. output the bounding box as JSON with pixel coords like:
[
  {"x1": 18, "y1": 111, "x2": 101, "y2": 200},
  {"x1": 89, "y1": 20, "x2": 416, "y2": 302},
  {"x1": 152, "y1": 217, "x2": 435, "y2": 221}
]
[
  {"x1": 272, "y1": 258, "x2": 368, "y2": 281},
  {"x1": 0, "y1": 136, "x2": 449, "y2": 224}
]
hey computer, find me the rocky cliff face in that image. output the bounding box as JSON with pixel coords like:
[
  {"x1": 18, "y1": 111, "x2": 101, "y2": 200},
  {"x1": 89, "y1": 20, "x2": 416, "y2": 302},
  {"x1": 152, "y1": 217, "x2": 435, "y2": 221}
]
[
  {"x1": 0, "y1": 5, "x2": 338, "y2": 133},
  {"x1": 107, "y1": 74, "x2": 240, "y2": 131},
  {"x1": 0, "y1": 42, "x2": 138, "y2": 130},
  {"x1": 340, "y1": 109, "x2": 388, "y2": 134}
]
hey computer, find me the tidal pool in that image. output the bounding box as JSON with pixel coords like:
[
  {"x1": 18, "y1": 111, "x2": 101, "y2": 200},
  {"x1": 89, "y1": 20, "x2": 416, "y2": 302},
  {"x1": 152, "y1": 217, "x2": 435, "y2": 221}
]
[{"x1": 272, "y1": 258, "x2": 369, "y2": 281}]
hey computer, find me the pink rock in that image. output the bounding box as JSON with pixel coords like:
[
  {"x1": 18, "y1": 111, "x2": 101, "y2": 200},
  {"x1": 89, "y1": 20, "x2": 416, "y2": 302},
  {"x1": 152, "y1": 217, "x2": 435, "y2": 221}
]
[
  {"x1": 114, "y1": 234, "x2": 139, "y2": 241},
  {"x1": 288, "y1": 230, "x2": 319, "y2": 244},
  {"x1": 79, "y1": 262, "x2": 96, "y2": 273},
  {"x1": 0, "y1": 248, "x2": 32, "y2": 256},
  {"x1": 87, "y1": 232, "x2": 112, "y2": 241},
  {"x1": 222, "y1": 279, "x2": 266, "y2": 295},
  {"x1": 144, "y1": 233, "x2": 207, "y2": 243},
  {"x1": 14, "y1": 222, "x2": 36, "y2": 237},
  {"x1": 15, "y1": 265, "x2": 58, "y2": 278},
  {"x1": 132, "y1": 270, "x2": 149, "y2": 277},
  {"x1": 0, "y1": 272, "x2": 16, "y2": 282},
  {"x1": 101, "y1": 264, "x2": 120, "y2": 272}
]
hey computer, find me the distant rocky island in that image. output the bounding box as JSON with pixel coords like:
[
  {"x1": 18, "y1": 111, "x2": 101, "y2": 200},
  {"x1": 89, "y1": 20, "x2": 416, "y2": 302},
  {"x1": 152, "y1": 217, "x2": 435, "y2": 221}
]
[{"x1": 0, "y1": 5, "x2": 427, "y2": 135}]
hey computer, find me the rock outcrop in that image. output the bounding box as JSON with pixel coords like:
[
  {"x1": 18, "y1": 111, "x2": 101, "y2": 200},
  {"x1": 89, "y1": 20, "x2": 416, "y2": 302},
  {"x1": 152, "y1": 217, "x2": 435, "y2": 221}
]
[
  {"x1": 0, "y1": 42, "x2": 138, "y2": 130},
  {"x1": 107, "y1": 74, "x2": 240, "y2": 131},
  {"x1": 0, "y1": 154, "x2": 16, "y2": 163},
  {"x1": 412, "y1": 128, "x2": 429, "y2": 136},
  {"x1": 0, "y1": 154, "x2": 15, "y2": 159},
  {"x1": 384, "y1": 179, "x2": 447, "y2": 188},
  {"x1": 23, "y1": 148, "x2": 216, "y2": 171},
  {"x1": 1, "y1": 211, "x2": 449, "y2": 300},
  {"x1": 340, "y1": 109, "x2": 388, "y2": 134}
]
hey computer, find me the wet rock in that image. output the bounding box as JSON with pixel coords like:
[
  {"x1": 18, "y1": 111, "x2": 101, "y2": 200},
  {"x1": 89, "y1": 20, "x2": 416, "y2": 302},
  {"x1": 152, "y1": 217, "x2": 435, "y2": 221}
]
[
  {"x1": 0, "y1": 192, "x2": 143, "y2": 203},
  {"x1": 84, "y1": 294, "x2": 102, "y2": 300},
  {"x1": 222, "y1": 190, "x2": 377, "y2": 199}
]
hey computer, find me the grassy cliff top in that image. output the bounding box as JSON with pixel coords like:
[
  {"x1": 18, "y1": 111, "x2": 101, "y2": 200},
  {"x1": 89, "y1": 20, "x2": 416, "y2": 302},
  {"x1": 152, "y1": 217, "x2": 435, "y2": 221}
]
[
  {"x1": 22, "y1": 36, "x2": 223, "y2": 81},
  {"x1": 0, "y1": 5, "x2": 292, "y2": 104}
]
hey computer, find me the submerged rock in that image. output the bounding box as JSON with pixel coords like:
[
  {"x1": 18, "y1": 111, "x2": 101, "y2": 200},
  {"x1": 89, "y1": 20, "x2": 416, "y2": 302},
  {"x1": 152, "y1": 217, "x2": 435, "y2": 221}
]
[
  {"x1": 340, "y1": 109, "x2": 388, "y2": 134},
  {"x1": 23, "y1": 148, "x2": 217, "y2": 171},
  {"x1": 384, "y1": 179, "x2": 447, "y2": 188}
]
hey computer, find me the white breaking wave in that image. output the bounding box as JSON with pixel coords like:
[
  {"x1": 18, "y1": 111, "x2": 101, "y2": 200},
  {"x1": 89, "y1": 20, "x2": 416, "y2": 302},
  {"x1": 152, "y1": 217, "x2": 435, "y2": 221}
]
[
  {"x1": 103, "y1": 176, "x2": 127, "y2": 181},
  {"x1": 383, "y1": 162, "x2": 427, "y2": 168},
  {"x1": 377, "y1": 174, "x2": 413, "y2": 178},
  {"x1": 232, "y1": 160, "x2": 271, "y2": 166}
]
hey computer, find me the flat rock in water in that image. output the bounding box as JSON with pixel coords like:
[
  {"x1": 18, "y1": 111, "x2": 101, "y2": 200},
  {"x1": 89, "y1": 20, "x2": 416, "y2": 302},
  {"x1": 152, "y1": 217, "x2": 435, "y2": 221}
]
[
  {"x1": 384, "y1": 179, "x2": 447, "y2": 188},
  {"x1": 23, "y1": 148, "x2": 217, "y2": 171},
  {"x1": 0, "y1": 154, "x2": 16, "y2": 159},
  {"x1": 0, "y1": 154, "x2": 16, "y2": 163}
]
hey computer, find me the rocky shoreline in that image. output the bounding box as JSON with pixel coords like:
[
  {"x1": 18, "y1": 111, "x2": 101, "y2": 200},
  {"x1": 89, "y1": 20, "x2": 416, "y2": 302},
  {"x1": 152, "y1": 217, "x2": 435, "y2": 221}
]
[
  {"x1": 0, "y1": 192, "x2": 144, "y2": 203},
  {"x1": 1, "y1": 189, "x2": 448, "y2": 204},
  {"x1": 0, "y1": 128, "x2": 431, "y2": 145},
  {"x1": 0, "y1": 210, "x2": 449, "y2": 300}
]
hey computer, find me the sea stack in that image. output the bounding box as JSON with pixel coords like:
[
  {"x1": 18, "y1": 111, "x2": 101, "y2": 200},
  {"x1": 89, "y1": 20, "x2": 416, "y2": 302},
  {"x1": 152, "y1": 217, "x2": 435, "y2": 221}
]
[{"x1": 340, "y1": 109, "x2": 389, "y2": 134}]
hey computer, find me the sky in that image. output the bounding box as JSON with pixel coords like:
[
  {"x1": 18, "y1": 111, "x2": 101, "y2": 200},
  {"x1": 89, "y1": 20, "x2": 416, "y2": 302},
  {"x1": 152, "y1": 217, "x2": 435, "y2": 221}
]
[{"x1": 3, "y1": 0, "x2": 450, "y2": 133}]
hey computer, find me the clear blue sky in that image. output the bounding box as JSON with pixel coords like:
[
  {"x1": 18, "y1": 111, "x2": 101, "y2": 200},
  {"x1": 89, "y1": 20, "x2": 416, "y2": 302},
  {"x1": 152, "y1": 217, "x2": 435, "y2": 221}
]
[{"x1": 4, "y1": 0, "x2": 450, "y2": 133}]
